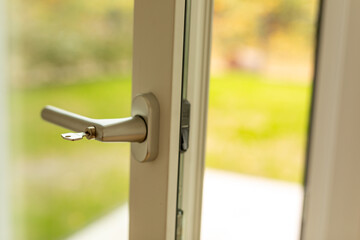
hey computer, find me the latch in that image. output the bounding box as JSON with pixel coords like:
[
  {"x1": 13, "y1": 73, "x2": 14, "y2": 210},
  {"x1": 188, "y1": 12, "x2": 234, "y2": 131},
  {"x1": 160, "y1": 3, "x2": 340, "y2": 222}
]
[{"x1": 180, "y1": 99, "x2": 191, "y2": 152}]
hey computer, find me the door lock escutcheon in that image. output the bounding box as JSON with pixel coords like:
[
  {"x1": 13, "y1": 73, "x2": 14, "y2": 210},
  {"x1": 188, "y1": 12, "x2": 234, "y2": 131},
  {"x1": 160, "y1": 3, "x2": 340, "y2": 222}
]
[{"x1": 41, "y1": 93, "x2": 160, "y2": 162}]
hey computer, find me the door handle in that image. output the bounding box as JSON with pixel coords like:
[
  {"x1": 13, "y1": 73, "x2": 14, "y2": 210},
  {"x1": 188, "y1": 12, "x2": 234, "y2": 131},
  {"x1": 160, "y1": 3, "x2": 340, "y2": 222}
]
[{"x1": 41, "y1": 93, "x2": 160, "y2": 162}]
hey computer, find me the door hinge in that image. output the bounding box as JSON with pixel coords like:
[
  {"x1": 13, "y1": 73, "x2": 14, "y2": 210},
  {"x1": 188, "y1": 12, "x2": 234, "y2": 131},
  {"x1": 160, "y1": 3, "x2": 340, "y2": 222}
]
[{"x1": 180, "y1": 99, "x2": 191, "y2": 152}]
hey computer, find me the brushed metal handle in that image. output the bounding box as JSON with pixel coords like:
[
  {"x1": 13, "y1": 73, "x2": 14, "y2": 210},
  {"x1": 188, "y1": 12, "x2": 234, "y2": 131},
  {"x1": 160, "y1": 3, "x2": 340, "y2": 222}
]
[
  {"x1": 41, "y1": 93, "x2": 160, "y2": 162},
  {"x1": 41, "y1": 106, "x2": 147, "y2": 142}
]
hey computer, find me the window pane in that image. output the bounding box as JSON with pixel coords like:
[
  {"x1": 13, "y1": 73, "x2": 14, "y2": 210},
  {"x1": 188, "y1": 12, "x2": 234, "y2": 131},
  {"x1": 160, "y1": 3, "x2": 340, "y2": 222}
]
[
  {"x1": 9, "y1": 1, "x2": 133, "y2": 239},
  {"x1": 202, "y1": 0, "x2": 320, "y2": 239}
]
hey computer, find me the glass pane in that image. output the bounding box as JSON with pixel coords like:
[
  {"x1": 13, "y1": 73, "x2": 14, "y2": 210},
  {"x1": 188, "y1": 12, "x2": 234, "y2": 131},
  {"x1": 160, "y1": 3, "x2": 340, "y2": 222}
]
[
  {"x1": 9, "y1": 0, "x2": 133, "y2": 239},
  {"x1": 202, "y1": 0, "x2": 319, "y2": 239}
]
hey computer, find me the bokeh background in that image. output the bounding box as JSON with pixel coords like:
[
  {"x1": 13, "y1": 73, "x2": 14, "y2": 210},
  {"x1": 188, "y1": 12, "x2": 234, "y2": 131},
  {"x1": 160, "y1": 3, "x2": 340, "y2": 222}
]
[{"x1": 8, "y1": 0, "x2": 318, "y2": 239}]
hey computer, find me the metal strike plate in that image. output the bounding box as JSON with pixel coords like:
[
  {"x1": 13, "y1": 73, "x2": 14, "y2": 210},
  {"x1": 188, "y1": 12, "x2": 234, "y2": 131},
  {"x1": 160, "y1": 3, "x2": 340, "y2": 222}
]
[{"x1": 131, "y1": 93, "x2": 160, "y2": 162}]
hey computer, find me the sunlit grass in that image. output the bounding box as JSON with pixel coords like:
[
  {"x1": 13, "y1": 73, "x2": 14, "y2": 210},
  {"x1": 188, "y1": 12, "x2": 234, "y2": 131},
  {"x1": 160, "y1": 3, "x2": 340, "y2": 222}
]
[
  {"x1": 12, "y1": 76, "x2": 132, "y2": 240},
  {"x1": 206, "y1": 71, "x2": 311, "y2": 183}
]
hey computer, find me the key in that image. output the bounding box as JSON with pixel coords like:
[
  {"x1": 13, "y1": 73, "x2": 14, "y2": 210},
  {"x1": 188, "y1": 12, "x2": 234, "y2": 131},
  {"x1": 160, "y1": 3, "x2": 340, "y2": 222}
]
[
  {"x1": 61, "y1": 126, "x2": 96, "y2": 141},
  {"x1": 61, "y1": 132, "x2": 86, "y2": 141}
]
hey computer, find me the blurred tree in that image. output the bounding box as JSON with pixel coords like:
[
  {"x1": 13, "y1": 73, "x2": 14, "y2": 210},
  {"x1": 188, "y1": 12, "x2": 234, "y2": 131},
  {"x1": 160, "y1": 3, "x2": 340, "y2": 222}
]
[
  {"x1": 13, "y1": 0, "x2": 133, "y2": 84},
  {"x1": 212, "y1": 0, "x2": 318, "y2": 70}
]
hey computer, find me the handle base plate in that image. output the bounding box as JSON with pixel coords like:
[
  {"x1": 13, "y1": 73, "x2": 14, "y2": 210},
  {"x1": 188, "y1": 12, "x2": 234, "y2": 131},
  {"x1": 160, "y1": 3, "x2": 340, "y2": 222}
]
[{"x1": 131, "y1": 93, "x2": 160, "y2": 162}]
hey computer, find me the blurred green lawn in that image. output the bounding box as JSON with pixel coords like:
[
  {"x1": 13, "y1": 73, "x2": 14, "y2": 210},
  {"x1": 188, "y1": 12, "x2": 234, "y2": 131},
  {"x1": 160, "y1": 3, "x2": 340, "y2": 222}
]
[
  {"x1": 12, "y1": 75, "x2": 132, "y2": 240},
  {"x1": 12, "y1": 71, "x2": 311, "y2": 239},
  {"x1": 207, "y1": 72, "x2": 311, "y2": 183}
]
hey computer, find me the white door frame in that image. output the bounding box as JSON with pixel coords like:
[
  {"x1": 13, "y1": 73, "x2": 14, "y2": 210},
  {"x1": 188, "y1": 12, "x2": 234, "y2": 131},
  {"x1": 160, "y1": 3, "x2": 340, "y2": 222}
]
[
  {"x1": 179, "y1": 0, "x2": 213, "y2": 239},
  {"x1": 0, "y1": 0, "x2": 11, "y2": 238},
  {"x1": 129, "y1": 0, "x2": 185, "y2": 239},
  {"x1": 302, "y1": 0, "x2": 360, "y2": 239},
  {"x1": 130, "y1": 0, "x2": 214, "y2": 238}
]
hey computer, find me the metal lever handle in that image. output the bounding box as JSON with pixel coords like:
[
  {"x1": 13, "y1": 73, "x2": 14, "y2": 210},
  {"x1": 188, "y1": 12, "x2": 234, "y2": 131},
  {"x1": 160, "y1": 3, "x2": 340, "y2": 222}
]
[
  {"x1": 41, "y1": 106, "x2": 147, "y2": 142},
  {"x1": 41, "y1": 93, "x2": 160, "y2": 162}
]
